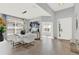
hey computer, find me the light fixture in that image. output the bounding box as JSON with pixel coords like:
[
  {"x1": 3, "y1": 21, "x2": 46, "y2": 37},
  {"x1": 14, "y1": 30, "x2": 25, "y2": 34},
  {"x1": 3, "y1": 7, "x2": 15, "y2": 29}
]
[{"x1": 22, "y1": 10, "x2": 27, "y2": 14}]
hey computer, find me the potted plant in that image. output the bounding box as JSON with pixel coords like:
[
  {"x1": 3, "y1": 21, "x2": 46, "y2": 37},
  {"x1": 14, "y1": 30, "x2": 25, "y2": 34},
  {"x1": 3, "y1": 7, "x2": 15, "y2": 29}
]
[{"x1": 0, "y1": 17, "x2": 6, "y2": 42}]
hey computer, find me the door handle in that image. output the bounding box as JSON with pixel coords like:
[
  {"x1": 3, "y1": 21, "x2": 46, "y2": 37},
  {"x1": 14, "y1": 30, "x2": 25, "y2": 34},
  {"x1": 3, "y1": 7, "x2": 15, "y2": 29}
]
[
  {"x1": 59, "y1": 23, "x2": 63, "y2": 32},
  {"x1": 76, "y1": 14, "x2": 78, "y2": 30},
  {"x1": 76, "y1": 19, "x2": 78, "y2": 30}
]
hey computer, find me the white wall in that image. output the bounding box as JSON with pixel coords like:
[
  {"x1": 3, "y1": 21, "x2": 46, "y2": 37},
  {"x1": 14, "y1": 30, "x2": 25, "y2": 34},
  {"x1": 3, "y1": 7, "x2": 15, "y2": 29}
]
[
  {"x1": 55, "y1": 7, "x2": 74, "y2": 19},
  {"x1": 74, "y1": 4, "x2": 79, "y2": 41}
]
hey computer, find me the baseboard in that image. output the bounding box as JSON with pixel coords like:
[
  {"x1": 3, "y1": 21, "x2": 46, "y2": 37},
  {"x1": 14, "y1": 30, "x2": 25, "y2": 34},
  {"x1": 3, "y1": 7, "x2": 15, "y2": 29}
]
[{"x1": 58, "y1": 38, "x2": 70, "y2": 41}]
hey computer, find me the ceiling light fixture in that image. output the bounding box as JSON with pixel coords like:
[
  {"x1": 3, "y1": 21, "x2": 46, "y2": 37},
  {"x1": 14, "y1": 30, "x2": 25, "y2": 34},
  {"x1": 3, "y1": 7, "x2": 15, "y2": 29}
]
[{"x1": 22, "y1": 10, "x2": 27, "y2": 14}]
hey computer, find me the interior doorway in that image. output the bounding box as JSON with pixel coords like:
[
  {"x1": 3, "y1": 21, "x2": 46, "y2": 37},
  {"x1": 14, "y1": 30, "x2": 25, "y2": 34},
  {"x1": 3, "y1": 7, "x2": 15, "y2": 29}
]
[
  {"x1": 40, "y1": 22, "x2": 53, "y2": 39},
  {"x1": 57, "y1": 17, "x2": 72, "y2": 40}
]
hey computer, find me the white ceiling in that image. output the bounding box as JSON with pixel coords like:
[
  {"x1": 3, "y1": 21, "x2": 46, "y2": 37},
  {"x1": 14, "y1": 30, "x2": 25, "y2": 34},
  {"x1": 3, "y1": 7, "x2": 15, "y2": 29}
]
[
  {"x1": 0, "y1": 3, "x2": 51, "y2": 19},
  {"x1": 48, "y1": 3, "x2": 74, "y2": 11},
  {"x1": 0, "y1": 3, "x2": 74, "y2": 19}
]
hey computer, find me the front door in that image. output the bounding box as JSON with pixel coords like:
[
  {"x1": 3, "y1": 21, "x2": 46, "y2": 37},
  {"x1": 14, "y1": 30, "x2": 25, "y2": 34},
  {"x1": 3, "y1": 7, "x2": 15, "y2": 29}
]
[{"x1": 57, "y1": 17, "x2": 72, "y2": 40}]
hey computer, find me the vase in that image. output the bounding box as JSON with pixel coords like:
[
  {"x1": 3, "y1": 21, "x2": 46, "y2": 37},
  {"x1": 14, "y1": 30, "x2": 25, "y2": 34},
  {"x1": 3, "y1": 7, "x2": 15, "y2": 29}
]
[{"x1": 0, "y1": 32, "x2": 4, "y2": 42}]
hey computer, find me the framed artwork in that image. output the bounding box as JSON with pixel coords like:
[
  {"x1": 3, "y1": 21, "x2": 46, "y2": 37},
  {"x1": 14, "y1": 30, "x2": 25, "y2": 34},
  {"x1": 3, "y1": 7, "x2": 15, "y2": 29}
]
[{"x1": 30, "y1": 21, "x2": 40, "y2": 33}]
